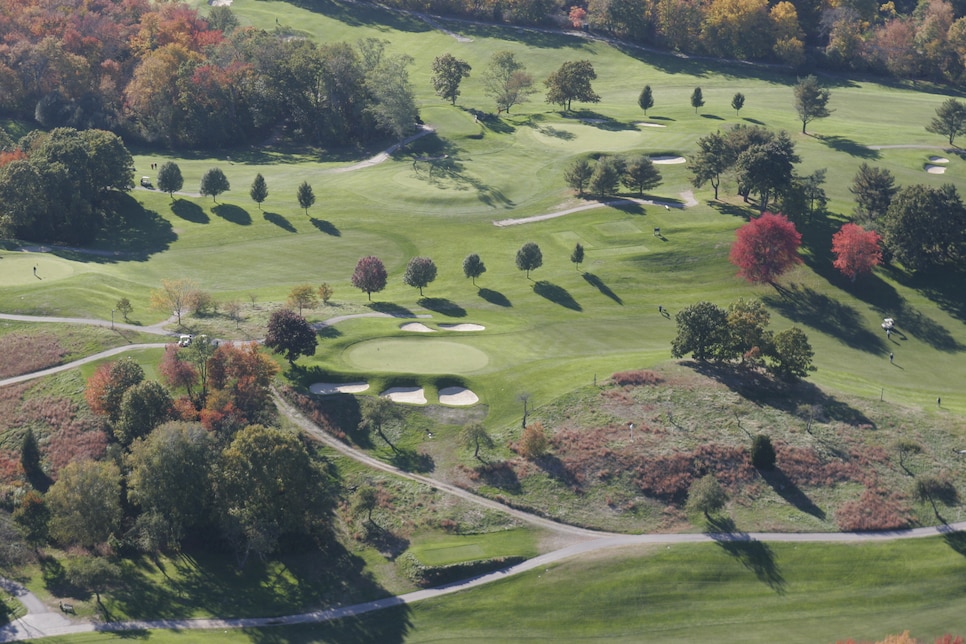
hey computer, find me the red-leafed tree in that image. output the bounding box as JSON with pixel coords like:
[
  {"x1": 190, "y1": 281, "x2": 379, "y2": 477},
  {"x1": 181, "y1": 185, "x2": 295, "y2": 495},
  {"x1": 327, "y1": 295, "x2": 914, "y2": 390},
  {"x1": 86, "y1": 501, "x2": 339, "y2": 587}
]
[
  {"x1": 831, "y1": 223, "x2": 882, "y2": 282},
  {"x1": 84, "y1": 357, "x2": 145, "y2": 422},
  {"x1": 729, "y1": 212, "x2": 802, "y2": 284},
  {"x1": 351, "y1": 256, "x2": 388, "y2": 301},
  {"x1": 159, "y1": 345, "x2": 198, "y2": 398},
  {"x1": 568, "y1": 6, "x2": 587, "y2": 28}
]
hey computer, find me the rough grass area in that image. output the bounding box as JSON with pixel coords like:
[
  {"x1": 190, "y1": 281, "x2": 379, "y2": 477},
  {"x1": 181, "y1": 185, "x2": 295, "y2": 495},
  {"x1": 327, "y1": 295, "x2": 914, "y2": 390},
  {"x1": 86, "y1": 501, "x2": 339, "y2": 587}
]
[{"x1": 448, "y1": 364, "x2": 966, "y2": 534}]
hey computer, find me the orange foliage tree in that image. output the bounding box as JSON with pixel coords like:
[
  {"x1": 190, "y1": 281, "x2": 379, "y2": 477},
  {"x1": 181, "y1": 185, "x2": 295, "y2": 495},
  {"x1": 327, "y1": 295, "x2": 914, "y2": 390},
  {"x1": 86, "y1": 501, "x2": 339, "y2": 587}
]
[{"x1": 831, "y1": 223, "x2": 882, "y2": 282}]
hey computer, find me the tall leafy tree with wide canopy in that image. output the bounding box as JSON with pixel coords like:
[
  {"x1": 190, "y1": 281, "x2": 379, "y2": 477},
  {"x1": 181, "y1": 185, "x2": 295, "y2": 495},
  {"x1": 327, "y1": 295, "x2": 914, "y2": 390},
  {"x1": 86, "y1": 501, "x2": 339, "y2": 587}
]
[
  {"x1": 516, "y1": 242, "x2": 543, "y2": 278},
  {"x1": 463, "y1": 253, "x2": 486, "y2": 285},
  {"x1": 46, "y1": 460, "x2": 122, "y2": 548},
  {"x1": 925, "y1": 98, "x2": 966, "y2": 145},
  {"x1": 881, "y1": 183, "x2": 966, "y2": 272},
  {"x1": 794, "y1": 75, "x2": 832, "y2": 134},
  {"x1": 831, "y1": 223, "x2": 883, "y2": 282},
  {"x1": 157, "y1": 161, "x2": 183, "y2": 199},
  {"x1": 544, "y1": 60, "x2": 600, "y2": 111},
  {"x1": 431, "y1": 53, "x2": 471, "y2": 105},
  {"x1": 200, "y1": 167, "x2": 229, "y2": 202},
  {"x1": 671, "y1": 301, "x2": 730, "y2": 361},
  {"x1": 403, "y1": 256, "x2": 438, "y2": 295},
  {"x1": 351, "y1": 256, "x2": 388, "y2": 300},
  {"x1": 482, "y1": 51, "x2": 535, "y2": 114},
  {"x1": 729, "y1": 212, "x2": 802, "y2": 284},
  {"x1": 264, "y1": 308, "x2": 317, "y2": 365}
]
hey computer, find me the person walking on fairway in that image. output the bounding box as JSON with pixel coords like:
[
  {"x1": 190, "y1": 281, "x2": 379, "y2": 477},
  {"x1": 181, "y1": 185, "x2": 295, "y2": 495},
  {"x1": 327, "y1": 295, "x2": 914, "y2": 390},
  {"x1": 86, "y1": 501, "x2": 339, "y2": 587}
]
[{"x1": 889, "y1": 352, "x2": 894, "y2": 363}]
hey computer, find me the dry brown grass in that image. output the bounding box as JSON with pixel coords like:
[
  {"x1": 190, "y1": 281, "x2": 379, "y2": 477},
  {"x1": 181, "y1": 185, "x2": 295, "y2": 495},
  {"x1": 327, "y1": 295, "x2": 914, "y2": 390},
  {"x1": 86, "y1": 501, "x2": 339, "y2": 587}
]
[{"x1": 0, "y1": 332, "x2": 65, "y2": 378}]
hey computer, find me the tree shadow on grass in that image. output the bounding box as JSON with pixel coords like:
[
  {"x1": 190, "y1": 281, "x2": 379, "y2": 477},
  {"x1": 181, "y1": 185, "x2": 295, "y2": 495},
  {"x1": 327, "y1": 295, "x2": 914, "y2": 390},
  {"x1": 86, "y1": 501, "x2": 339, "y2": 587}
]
[
  {"x1": 170, "y1": 199, "x2": 209, "y2": 224},
  {"x1": 418, "y1": 297, "x2": 466, "y2": 317},
  {"x1": 212, "y1": 204, "x2": 252, "y2": 225},
  {"x1": 894, "y1": 266, "x2": 966, "y2": 325},
  {"x1": 476, "y1": 461, "x2": 521, "y2": 494},
  {"x1": 310, "y1": 218, "x2": 340, "y2": 236},
  {"x1": 761, "y1": 469, "x2": 825, "y2": 520},
  {"x1": 533, "y1": 280, "x2": 581, "y2": 311},
  {"x1": 582, "y1": 272, "x2": 623, "y2": 305},
  {"x1": 316, "y1": 325, "x2": 343, "y2": 339},
  {"x1": 709, "y1": 200, "x2": 754, "y2": 220},
  {"x1": 701, "y1": 113, "x2": 725, "y2": 120},
  {"x1": 762, "y1": 283, "x2": 885, "y2": 354},
  {"x1": 943, "y1": 530, "x2": 966, "y2": 557},
  {"x1": 390, "y1": 448, "x2": 434, "y2": 473},
  {"x1": 368, "y1": 302, "x2": 415, "y2": 317},
  {"x1": 685, "y1": 361, "x2": 875, "y2": 427},
  {"x1": 478, "y1": 288, "x2": 511, "y2": 307},
  {"x1": 706, "y1": 516, "x2": 786, "y2": 593},
  {"x1": 535, "y1": 454, "x2": 582, "y2": 492},
  {"x1": 817, "y1": 134, "x2": 880, "y2": 159},
  {"x1": 568, "y1": 110, "x2": 638, "y2": 131},
  {"x1": 263, "y1": 212, "x2": 296, "y2": 232},
  {"x1": 362, "y1": 524, "x2": 410, "y2": 561},
  {"x1": 743, "y1": 117, "x2": 766, "y2": 125},
  {"x1": 610, "y1": 199, "x2": 646, "y2": 216}
]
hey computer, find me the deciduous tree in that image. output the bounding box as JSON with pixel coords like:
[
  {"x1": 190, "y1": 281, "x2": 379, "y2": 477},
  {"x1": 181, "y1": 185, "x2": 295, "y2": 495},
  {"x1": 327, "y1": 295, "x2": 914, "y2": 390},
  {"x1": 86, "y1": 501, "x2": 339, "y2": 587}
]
[
  {"x1": 318, "y1": 283, "x2": 334, "y2": 305},
  {"x1": 832, "y1": 223, "x2": 883, "y2": 282},
  {"x1": 689, "y1": 131, "x2": 732, "y2": 200},
  {"x1": 359, "y1": 396, "x2": 403, "y2": 453},
  {"x1": 461, "y1": 422, "x2": 494, "y2": 462},
  {"x1": 882, "y1": 183, "x2": 966, "y2": 272},
  {"x1": 156, "y1": 161, "x2": 183, "y2": 199},
  {"x1": 690, "y1": 86, "x2": 704, "y2": 113},
  {"x1": 519, "y1": 422, "x2": 549, "y2": 459},
  {"x1": 150, "y1": 278, "x2": 199, "y2": 326},
  {"x1": 403, "y1": 256, "x2": 438, "y2": 296},
  {"x1": 114, "y1": 380, "x2": 173, "y2": 446},
  {"x1": 264, "y1": 308, "x2": 317, "y2": 365},
  {"x1": 115, "y1": 298, "x2": 133, "y2": 322},
  {"x1": 731, "y1": 92, "x2": 745, "y2": 116},
  {"x1": 250, "y1": 173, "x2": 267, "y2": 210},
  {"x1": 200, "y1": 167, "x2": 230, "y2": 202},
  {"x1": 431, "y1": 53, "x2": 471, "y2": 105},
  {"x1": 46, "y1": 459, "x2": 122, "y2": 548},
  {"x1": 66, "y1": 557, "x2": 121, "y2": 612},
  {"x1": 351, "y1": 256, "x2": 388, "y2": 301},
  {"x1": 768, "y1": 326, "x2": 815, "y2": 379},
  {"x1": 671, "y1": 301, "x2": 730, "y2": 361},
  {"x1": 463, "y1": 253, "x2": 486, "y2": 285},
  {"x1": 297, "y1": 180, "x2": 315, "y2": 215},
  {"x1": 160, "y1": 345, "x2": 198, "y2": 399},
  {"x1": 544, "y1": 60, "x2": 600, "y2": 111},
  {"x1": 729, "y1": 212, "x2": 802, "y2": 284},
  {"x1": 516, "y1": 242, "x2": 543, "y2": 278},
  {"x1": 926, "y1": 98, "x2": 966, "y2": 145},
  {"x1": 794, "y1": 75, "x2": 832, "y2": 134},
  {"x1": 686, "y1": 474, "x2": 727, "y2": 518},
  {"x1": 85, "y1": 357, "x2": 145, "y2": 422},
  {"x1": 482, "y1": 51, "x2": 535, "y2": 114},
  {"x1": 287, "y1": 284, "x2": 318, "y2": 315}
]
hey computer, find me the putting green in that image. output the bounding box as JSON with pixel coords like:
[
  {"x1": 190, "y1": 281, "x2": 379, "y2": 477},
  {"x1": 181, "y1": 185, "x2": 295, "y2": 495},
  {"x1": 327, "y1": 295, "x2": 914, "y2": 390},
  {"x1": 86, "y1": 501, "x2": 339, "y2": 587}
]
[
  {"x1": 344, "y1": 338, "x2": 489, "y2": 374},
  {"x1": 0, "y1": 254, "x2": 77, "y2": 286}
]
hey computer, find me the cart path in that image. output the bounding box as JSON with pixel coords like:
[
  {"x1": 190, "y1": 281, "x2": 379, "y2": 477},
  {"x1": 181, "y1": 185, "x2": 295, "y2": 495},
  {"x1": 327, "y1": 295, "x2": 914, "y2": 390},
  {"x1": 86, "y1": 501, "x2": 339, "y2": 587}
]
[{"x1": 493, "y1": 191, "x2": 699, "y2": 227}]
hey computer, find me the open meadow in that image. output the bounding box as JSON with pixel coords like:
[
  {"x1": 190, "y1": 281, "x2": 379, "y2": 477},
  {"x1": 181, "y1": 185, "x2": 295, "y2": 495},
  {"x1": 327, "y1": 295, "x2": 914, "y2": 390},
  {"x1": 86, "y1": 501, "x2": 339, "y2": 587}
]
[{"x1": 2, "y1": 0, "x2": 966, "y2": 639}]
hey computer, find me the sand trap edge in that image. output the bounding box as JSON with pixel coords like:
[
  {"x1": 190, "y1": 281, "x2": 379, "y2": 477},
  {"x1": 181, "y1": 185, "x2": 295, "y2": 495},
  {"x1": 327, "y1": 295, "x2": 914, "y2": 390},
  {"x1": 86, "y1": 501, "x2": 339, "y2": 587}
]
[{"x1": 310, "y1": 382, "x2": 370, "y2": 395}]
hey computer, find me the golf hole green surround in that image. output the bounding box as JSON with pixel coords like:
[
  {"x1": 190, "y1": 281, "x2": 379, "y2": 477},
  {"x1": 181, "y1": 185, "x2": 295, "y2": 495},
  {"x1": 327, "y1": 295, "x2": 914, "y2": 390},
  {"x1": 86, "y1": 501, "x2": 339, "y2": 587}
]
[{"x1": 344, "y1": 338, "x2": 490, "y2": 374}]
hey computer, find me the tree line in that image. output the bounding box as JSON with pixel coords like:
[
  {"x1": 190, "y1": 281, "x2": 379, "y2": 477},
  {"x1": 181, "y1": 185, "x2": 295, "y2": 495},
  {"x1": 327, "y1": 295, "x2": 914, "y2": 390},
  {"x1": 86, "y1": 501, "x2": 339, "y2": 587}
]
[{"x1": 0, "y1": 0, "x2": 418, "y2": 149}]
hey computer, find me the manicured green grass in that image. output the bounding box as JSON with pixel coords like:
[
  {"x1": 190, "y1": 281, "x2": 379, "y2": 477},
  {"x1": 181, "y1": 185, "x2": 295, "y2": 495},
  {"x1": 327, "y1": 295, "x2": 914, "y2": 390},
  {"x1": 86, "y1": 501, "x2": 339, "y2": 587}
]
[{"x1": 407, "y1": 528, "x2": 537, "y2": 566}]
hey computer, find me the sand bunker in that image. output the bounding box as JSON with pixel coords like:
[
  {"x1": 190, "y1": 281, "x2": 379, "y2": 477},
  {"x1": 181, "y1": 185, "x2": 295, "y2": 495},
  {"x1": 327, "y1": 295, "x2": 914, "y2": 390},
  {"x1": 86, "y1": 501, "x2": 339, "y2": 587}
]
[
  {"x1": 925, "y1": 165, "x2": 947, "y2": 174},
  {"x1": 438, "y1": 323, "x2": 485, "y2": 331},
  {"x1": 438, "y1": 386, "x2": 479, "y2": 406},
  {"x1": 381, "y1": 387, "x2": 427, "y2": 404},
  {"x1": 637, "y1": 122, "x2": 667, "y2": 128},
  {"x1": 309, "y1": 382, "x2": 370, "y2": 395},
  {"x1": 929, "y1": 156, "x2": 950, "y2": 163},
  {"x1": 401, "y1": 322, "x2": 436, "y2": 333},
  {"x1": 651, "y1": 156, "x2": 686, "y2": 164}
]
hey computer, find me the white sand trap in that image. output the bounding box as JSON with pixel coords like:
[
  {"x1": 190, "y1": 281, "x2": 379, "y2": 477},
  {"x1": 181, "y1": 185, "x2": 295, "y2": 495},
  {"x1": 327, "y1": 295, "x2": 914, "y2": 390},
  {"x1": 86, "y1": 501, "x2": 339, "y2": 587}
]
[
  {"x1": 310, "y1": 382, "x2": 370, "y2": 395},
  {"x1": 381, "y1": 387, "x2": 427, "y2": 404},
  {"x1": 651, "y1": 156, "x2": 686, "y2": 164},
  {"x1": 925, "y1": 165, "x2": 947, "y2": 174},
  {"x1": 438, "y1": 323, "x2": 485, "y2": 331},
  {"x1": 209, "y1": 0, "x2": 232, "y2": 5},
  {"x1": 438, "y1": 386, "x2": 479, "y2": 406},
  {"x1": 401, "y1": 322, "x2": 436, "y2": 332},
  {"x1": 929, "y1": 156, "x2": 950, "y2": 163},
  {"x1": 637, "y1": 122, "x2": 666, "y2": 128}
]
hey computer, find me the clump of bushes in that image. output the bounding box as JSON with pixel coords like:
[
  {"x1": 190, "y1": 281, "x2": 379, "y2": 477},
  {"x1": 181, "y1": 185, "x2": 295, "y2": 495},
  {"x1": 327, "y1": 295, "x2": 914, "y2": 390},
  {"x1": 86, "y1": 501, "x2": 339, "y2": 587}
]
[
  {"x1": 399, "y1": 553, "x2": 527, "y2": 587},
  {"x1": 611, "y1": 370, "x2": 663, "y2": 386}
]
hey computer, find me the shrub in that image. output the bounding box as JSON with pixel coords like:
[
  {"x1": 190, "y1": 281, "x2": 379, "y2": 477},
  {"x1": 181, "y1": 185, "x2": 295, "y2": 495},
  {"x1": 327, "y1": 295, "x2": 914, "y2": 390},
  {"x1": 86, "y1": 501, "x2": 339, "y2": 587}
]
[
  {"x1": 399, "y1": 553, "x2": 527, "y2": 587},
  {"x1": 750, "y1": 434, "x2": 776, "y2": 470},
  {"x1": 519, "y1": 422, "x2": 549, "y2": 459},
  {"x1": 611, "y1": 370, "x2": 664, "y2": 386}
]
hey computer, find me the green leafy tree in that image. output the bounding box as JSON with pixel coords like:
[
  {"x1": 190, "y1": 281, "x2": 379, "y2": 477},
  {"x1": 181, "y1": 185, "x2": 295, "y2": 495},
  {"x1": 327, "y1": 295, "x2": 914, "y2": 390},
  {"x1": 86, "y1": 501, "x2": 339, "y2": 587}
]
[
  {"x1": 13, "y1": 490, "x2": 49, "y2": 545},
  {"x1": 114, "y1": 380, "x2": 173, "y2": 446},
  {"x1": 482, "y1": 51, "x2": 535, "y2": 114},
  {"x1": 849, "y1": 163, "x2": 897, "y2": 227},
  {"x1": 115, "y1": 297, "x2": 133, "y2": 322},
  {"x1": 200, "y1": 167, "x2": 230, "y2": 202},
  {"x1": 287, "y1": 284, "x2": 318, "y2": 315},
  {"x1": 731, "y1": 91, "x2": 745, "y2": 116},
  {"x1": 20, "y1": 428, "x2": 43, "y2": 483},
  {"x1": 881, "y1": 183, "x2": 966, "y2": 272},
  {"x1": 570, "y1": 243, "x2": 585, "y2": 271},
  {"x1": 85, "y1": 356, "x2": 145, "y2": 422},
  {"x1": 351, "y1": 256, "x2": 388, "y2": 301},
  {"x1": 297, "y1": 181, "x2": 315, "y2": 215},
  {"x1": 726, "y1": 297, "x2": 772, "y2": 363},
  {"x1": 365, "y1": 54, "x2": 419, "y2": 139},
  {"x1": 359, "y1": 396, "x2": 404, "y2": 453},
  {"x1": 156, "y1": 161, "x2": 183, "y2": 199},
  {"x1": 516, "y1": 242, "x2": 543, "y2": 278},
  {"x1": 733, "y1": 131, "x2": 800, "y2": 211},
  {"x1": 318, "y1": 282, "x2": 334, "y2": 305},
  {"x1": 431, "y1": 53, "x2": 471, "y2": 105},
  {"x1": 690, "y1": 87, "x2": 704, "y2": 113},
  {"x1": 767, "y1": 326, "x2": 815, "y2": 379},
  {"x1": 544, "y1": 60, "x2": 600, "y2": 111},
  {"x1": 127, "y1": 421, "x2": 213, "y2": 551},
  {"x1": 689, "y1": 131, "x2": 732, "y2": 200},
  {"x1": 214, "y1": 424, "x2": 332, "y2": 569},
  {"x1": 250, "y1": 173, "x2": 268, "y2": 210},
  {"x1": 686, "y1": 474, "x2": 727, "y2": 518},
  {"x1": 671, "y1": 301, "x2": 730, "y2": 361},
  {"x1": 621, "y1": 155, "x2": 662, "y2": 196},
  {"x1": 925, "y1": 98, "x2": 966, "y2": 145},
  {"x1": 353, "y1": 485, "x2": 379, "y2": 527},
  {"x1": 794, "y1": 75, "x2": 832, "y2": 134},
  {"x1": 638, "y1": 85, "x2": 654, "y2": 116},
  {"x1": 588, "y1": 156, "x2": 622, "y2": 199},
  {"x1": 750, "y1": 434, "x2": 777, "y2": 470},
  {"x1": 564, "y1": 158, "x2": 594, "y2": 196},
  {"x1": 46, "y1": 460, "x2": 122, "y2": 548},
  {"x1": 264, "y1": 308, "x2": 317, "y2": 365},
  {"x1": 463, "y1": 253, "x2": 486, "y2": 286},
  {"x1": 403, "y1": 256, "x2": 438, "y2": 296},
  {"x1": 65, "y1": 557, "x2": 121, "y2": 613},
  {"x1": 461, "y1": 422, "x2": 494, "y2": 463}
]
